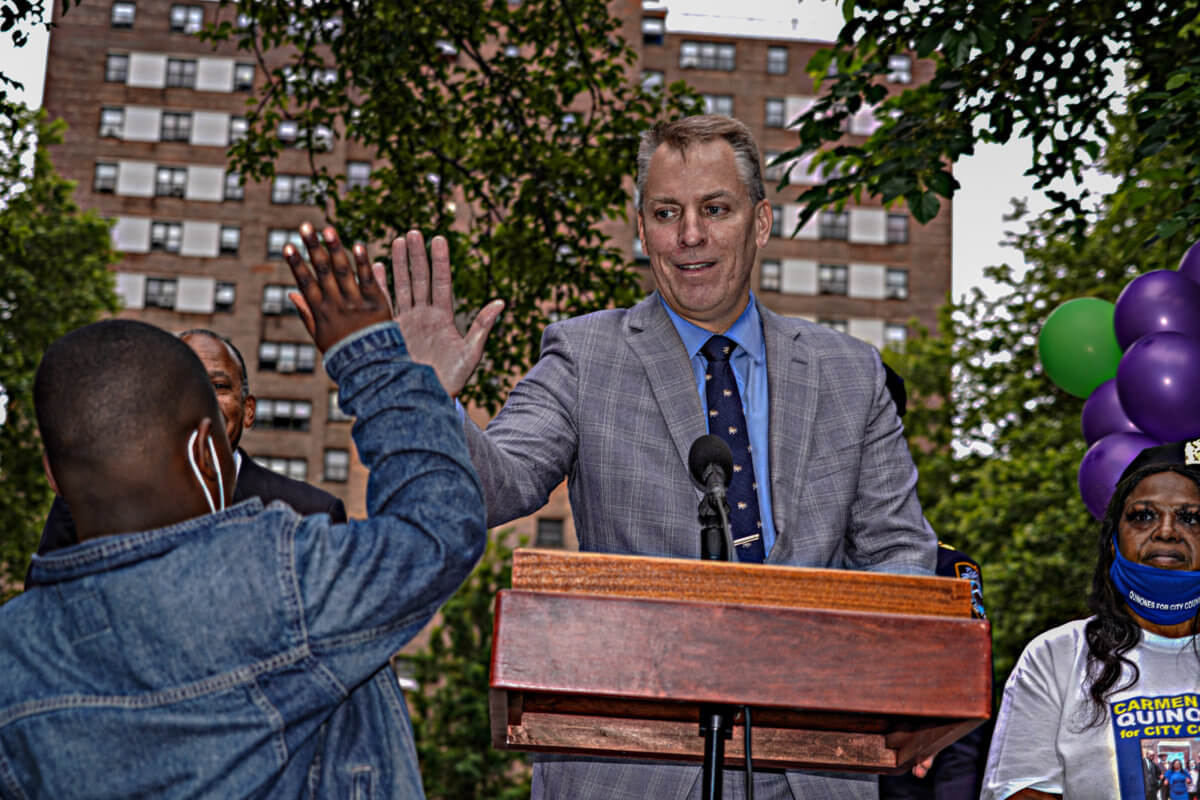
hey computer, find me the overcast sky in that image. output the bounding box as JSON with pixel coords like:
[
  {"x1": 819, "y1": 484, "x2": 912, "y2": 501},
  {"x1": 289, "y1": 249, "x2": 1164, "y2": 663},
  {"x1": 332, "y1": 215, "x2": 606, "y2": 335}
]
[{"x1": 0, "y1": 0, "x2": 1110, "y2": 302}]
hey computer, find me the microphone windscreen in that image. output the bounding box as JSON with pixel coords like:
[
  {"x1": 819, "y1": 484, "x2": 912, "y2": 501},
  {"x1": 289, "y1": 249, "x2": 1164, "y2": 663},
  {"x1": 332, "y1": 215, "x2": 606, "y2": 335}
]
[{"x1": 688, "y1": 434, "x2": 733, "y2": 487}]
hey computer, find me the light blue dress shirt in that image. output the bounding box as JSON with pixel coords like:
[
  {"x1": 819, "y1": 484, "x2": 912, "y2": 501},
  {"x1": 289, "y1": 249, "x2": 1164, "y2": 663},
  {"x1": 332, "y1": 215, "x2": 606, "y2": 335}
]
[{"x1": 660, "y1": 293, "x2": 778, "y2": 556}]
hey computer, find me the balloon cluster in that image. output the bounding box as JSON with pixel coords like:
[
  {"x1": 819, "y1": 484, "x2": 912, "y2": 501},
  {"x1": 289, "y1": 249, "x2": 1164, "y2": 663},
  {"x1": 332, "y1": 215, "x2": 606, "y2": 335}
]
[{"x1": 1038, "y1": 241, "x2": 1200, "y2": 519}]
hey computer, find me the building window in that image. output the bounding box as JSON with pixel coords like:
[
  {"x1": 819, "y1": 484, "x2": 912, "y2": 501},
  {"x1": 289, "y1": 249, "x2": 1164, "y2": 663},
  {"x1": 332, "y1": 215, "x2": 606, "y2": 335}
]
[
  {"x1": 329, "y1": 389, "x2": 352, "y2": 421},
  {"x1": 818, "y1": 210, "x2": 849, "y2": 240},
  {"x1": 149, "y1": 221, "x2": 183, "y2": 252},
  {"x1": 160, "y1": 111, "x2": 192, "y2": 142},
  {"x1": 818, "y1": 318, "x2": 848, "y2": 333},
  {"x1": 256, "y1": 398, "x2": 313, "y2": 431},
  {"x1": 261, "y1": 284, "x2": 299, "y2": 315},
  {"x1": 229, "y1": 116, "x2": 249, "y2": 142},
  {"x1": 702, "y1": 94, "x2": 733, "y2": 117},
  {"x1": 887, "y1": 54, "x2": 913, "y2": 84},
  {"x1": 818, "y1": 263, "x2": 848, "y2": 295},
  {"x1": 267, "y1": 229, "x2": 306, "y2": 259},
  {"x1": 219, "y1": 226, "x2": 240, "y2": 255},
  {"x1": 346, "y1": 161, "x2": 371, "y2": 190},
  {"x1": 766, "y1": 46, "x2": 788, "y2": 75},
  {"x1": 277, "y1": 119, "x2": 299, "y2": 145},
  {"x1": 169, "y1": 4, "x2": 203, "y2": 32},
  {"x1": 770, "y1": 205, "x2": 782, "y2": 237},
  {"x1": 110, "y1": 1, "x2": 135, "y2": 28},
  {"x1": 763, "y1": 151, "x2": 785, "y2": 183},
  {"x1": 886, "y1": 268, "x2": 909, "y2": 300},
  {"x1": 760, "y1": 259, "x2": 781, "y2": 292},
  {"x1": 680, "y1": 41, "x2": 736, "y2": 71},
  {"x1": 641, "y1": 17, "x2": 664, "y2": 46},
  {"x1": 144, "y1": 277, "x2": 177, "y2": 308},
  {"x1": 105, "y1": 53, "x2": 129, "y2": 82},
  {"x1": 258, "y1": 457, "x2": 308, "y2": 481},
  {"x1": 154, "y1": 166, "x2": 187, "y2": 197},
  {"x1": 99, "y1": 107, "x2": 124, "y2": 138},
  {"x1": 536, "y1": 518, "x2": 565, "y2": 548},
  {"x1": 233, "y1": 62, "x2": 255, "y2": 91},
  {"x1": 887, "y1": 213, "x2": 909, "y2": 244},
  {"x1": 641, "y1": 69, "x2": 664, "y2": 92},
  {"x1": 885, "y1": 323, "x2": 908, "y2": 347},
  {"x1": 272, "y1": 174, "x2": 313, "y2": 204},
  {"x1": 215, "y1": 281, "x2": 235, "y2": 311},
  {"x1": 165, "y1": 58, "x2": 197, "y2": 88},
  {"x1": 258, "y1": 340, "x2": 317, "y2": 373},
  {"x1": 765, "y1": 97, "x2": 785, "y2": 128},
  {"x1": 224, "y1": 171, "x2": 244, "y2": 201},
  {"x1": 324, "y1": 449, "x2": 350, "y2": 482},
  {"x1": 93, "y1": 162, "x2": 118, "y2": 193},
  {"x1": 311, "y1": 124, "x2": 334, "y2": 151}
]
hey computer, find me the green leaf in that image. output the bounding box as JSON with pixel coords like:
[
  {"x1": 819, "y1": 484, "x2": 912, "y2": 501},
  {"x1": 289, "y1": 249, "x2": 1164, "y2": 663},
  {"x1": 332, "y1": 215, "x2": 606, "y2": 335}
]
[{"x1": 911, "y1": 190, "x2": 941, "y2": 222}]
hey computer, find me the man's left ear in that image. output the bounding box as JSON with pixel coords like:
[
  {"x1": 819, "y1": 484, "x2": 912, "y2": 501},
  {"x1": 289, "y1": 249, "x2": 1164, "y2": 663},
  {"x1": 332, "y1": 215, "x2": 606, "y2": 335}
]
[
  {"x1": 242, "y1": 395, "x2": 256, "y2": 431},
  {"x1": 754, "y1": 199, "x2": 772, "y2": 248}
]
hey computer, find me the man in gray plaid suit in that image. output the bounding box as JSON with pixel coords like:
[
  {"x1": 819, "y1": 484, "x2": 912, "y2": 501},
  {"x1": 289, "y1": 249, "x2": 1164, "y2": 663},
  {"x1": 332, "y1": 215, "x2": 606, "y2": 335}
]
[{"x1": 376, "y1": 114, "x2": 937, "y2": 800}]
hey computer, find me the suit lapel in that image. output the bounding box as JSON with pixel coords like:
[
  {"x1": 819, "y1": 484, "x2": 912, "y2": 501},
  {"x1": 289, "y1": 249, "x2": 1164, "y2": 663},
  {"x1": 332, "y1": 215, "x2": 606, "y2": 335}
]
[
  {"x1": 624, "y1": 294, "x2": 707, "y2": 473},
  {"x1": 760, "y1": 303, "x2": 819, "y2": 562}
]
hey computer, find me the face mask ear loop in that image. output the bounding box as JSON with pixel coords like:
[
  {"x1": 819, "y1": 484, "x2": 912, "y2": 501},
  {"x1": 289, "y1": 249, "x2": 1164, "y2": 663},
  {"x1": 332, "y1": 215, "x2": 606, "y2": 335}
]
[
  {"x1": 187, "y1": 429, "x2": 217, "y2": 514},
  {"x1": 207, "y1": 434, "x2": 225, "y2": 512}
]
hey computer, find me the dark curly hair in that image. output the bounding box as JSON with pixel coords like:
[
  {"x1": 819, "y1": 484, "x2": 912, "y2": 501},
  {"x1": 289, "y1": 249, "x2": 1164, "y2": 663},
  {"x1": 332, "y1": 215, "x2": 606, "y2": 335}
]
[{"x1": 1082, "y1": 462, "x2": 1200, "y2": 727}]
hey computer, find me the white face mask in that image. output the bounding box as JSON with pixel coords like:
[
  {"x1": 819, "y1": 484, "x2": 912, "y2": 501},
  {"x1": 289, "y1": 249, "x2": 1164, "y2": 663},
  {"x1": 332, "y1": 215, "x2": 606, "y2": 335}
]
[{"x1": 186, "y1": 429, "x2": 226, "y2": 514}]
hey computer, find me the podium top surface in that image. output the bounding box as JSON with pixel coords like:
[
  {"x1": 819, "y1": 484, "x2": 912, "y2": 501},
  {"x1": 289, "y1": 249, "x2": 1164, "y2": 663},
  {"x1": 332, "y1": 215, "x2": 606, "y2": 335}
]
[{"x1": 510, "y1": 548, "x2": 974, "y2": 618}]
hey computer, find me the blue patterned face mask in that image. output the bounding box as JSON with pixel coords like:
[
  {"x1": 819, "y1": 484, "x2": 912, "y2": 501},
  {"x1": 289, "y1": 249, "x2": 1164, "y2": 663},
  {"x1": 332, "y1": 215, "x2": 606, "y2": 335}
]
[{"x1": 1110, "y1": 536, "x2": 1200, "y2": 626}]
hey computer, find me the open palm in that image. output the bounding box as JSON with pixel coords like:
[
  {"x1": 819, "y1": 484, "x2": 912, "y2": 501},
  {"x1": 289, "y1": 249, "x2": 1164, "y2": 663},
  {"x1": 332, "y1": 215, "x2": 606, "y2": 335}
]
[{"x1": 375, "y1": 231, "x2": 504, "y2": 397}]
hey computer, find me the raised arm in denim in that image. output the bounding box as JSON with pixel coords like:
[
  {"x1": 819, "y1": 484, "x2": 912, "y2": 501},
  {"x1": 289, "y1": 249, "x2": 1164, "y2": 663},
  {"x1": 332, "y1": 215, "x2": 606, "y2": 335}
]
[{"x1": 286, "y1": 327, "x2": 487, "y2": 694}]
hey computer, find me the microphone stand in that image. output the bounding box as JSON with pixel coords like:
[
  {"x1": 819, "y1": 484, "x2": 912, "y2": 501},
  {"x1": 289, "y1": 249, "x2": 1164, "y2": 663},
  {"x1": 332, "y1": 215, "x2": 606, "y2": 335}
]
[{"x1": 697, "y1": 482, "x2": 735, "y2": 800}]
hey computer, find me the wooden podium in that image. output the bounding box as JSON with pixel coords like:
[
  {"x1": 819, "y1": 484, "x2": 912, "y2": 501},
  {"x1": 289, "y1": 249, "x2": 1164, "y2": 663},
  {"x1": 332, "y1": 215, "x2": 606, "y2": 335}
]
[{"x1": 490, "y1": 549, "x2": 991, "y2": 774}]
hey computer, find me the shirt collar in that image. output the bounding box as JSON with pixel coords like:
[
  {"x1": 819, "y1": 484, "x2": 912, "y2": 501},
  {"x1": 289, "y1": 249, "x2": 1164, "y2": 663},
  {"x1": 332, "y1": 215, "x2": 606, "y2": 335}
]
[{"x1": 659, "y1": 292, "x2": 765, "y2": 364}]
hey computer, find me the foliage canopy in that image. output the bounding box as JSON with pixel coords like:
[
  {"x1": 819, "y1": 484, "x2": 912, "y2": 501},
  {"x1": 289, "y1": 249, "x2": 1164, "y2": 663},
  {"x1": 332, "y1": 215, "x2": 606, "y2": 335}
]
[
  {"x1": 785, "y1": 0, "x2": 1200, "y2": 243},
  {"x1": 205, "y1": 0, "x2": 698, "y2": 411}
]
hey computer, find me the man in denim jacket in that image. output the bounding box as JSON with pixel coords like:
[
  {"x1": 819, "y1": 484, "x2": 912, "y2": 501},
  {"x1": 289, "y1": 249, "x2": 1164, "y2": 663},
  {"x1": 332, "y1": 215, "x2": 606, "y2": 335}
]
[{"x1": 0, "y1": 225, "x2": 486, "y2": 798}]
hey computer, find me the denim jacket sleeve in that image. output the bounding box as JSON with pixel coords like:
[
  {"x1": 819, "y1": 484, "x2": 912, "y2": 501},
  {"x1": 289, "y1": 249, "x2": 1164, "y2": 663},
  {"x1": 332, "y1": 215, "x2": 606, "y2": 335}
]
[{"x1": 289, "y1": 323, "x2": 486, "y2": 690}]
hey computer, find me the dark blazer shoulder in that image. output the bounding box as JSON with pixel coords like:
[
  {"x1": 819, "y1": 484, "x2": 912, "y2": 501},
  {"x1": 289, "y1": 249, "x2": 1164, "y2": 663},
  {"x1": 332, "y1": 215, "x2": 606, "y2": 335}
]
[{"x1": 235, "y1": 452, "x2": 347, "y2": 521}]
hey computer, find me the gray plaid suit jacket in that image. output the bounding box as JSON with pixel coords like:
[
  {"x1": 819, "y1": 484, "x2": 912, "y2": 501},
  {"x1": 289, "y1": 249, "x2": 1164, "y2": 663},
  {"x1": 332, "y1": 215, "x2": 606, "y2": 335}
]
[{"x1": 465, "y1": 292, "x2": 936, "y2": 799}]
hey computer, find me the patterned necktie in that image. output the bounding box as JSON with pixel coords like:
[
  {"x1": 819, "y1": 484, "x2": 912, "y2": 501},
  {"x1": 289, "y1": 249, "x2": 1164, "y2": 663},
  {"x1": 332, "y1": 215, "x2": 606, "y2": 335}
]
[{"x1": 701, "y1": 335, "x2": 765, "y2": 563}]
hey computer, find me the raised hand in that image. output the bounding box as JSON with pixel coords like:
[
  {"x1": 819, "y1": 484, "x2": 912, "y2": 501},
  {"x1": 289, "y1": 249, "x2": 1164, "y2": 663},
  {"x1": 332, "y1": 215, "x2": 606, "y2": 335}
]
[
  {"x1": 284, "y1": 223, "x2": 393, "y2": 353},
  {"x1": 373, "y1": 230, "x2": 504, "y2": 398}
]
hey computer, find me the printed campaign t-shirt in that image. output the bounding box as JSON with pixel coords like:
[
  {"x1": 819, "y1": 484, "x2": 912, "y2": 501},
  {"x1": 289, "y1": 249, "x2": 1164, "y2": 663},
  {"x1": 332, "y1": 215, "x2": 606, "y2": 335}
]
[{"x1": 982, "y1": 618, "x2": 1200, "y2": 800}]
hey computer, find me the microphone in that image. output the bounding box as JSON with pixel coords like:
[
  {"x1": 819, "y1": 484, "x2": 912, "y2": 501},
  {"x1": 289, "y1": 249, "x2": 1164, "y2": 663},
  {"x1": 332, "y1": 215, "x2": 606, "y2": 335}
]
[
  {"x1": 689, "y1": 435, "x2": 735, "y2": 562},
  {"x1": 689, "y1": 434, "x2": 733, "y2": 495}
]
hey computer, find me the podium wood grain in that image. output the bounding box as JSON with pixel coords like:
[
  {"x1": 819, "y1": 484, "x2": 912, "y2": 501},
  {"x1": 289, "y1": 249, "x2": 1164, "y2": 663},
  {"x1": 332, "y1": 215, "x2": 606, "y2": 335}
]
[{"x1": 490, "y1": 550, "x2": 991, "y2": 773}]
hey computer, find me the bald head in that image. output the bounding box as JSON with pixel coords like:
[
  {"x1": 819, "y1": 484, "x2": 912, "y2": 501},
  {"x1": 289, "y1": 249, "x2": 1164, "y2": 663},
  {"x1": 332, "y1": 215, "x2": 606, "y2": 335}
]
[{"x1": 34, "y1": 320, "x2": 228, "y2": 534}]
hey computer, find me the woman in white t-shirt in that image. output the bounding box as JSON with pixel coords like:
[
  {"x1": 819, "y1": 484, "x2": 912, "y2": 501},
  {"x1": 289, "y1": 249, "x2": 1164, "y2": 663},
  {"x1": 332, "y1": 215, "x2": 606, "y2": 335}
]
[{"x1": 983, "y1": 446, "x2": 1200, "y2": 800}]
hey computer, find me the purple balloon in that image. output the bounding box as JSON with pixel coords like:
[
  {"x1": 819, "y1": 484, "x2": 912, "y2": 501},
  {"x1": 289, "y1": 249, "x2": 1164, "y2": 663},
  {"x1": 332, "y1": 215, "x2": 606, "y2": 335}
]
[
  {"x1": 1081, "y1": 378, "x2": 1143, "y2": 444},
  {"x1": 1117, "y1": 331, "x2": 1200, "y2": 442},
  {"x1": 1113, "y1": 270, "x2": 1200, "y2": 350},
  {"x1": 1179, "y1": 240, "x2": 1200, "y2": 284},
  {"x1": 1078, "y1": 432, "x2": 1161, "y2": 520}
]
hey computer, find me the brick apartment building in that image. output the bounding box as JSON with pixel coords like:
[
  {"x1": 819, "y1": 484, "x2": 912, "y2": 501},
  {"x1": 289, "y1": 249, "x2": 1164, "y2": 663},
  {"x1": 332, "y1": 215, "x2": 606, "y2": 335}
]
[{"x1": 39, "y1": 0, "x2": 951, "y2": 549}]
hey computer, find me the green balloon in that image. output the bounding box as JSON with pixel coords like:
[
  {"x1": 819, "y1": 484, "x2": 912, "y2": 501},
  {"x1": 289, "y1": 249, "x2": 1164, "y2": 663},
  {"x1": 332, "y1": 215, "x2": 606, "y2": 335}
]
[{"x1": 1038, "y1": 298, "x2": 1122, "y2": 398}]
